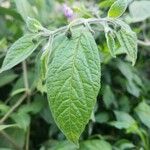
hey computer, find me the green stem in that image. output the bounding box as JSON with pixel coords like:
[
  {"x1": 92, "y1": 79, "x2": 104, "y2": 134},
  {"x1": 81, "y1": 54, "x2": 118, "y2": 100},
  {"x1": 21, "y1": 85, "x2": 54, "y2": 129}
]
[
  {"x1": 0, "y1": 94, "x2": 27, "y2": 124},
  {"x1": 136, "y1": 130, "x2": 149, "y2": 150},
  {"x1": 41, "y1": 18, "x2": 113, "y2": 37},
  {"x1": 22, "y1": 61, "x2": 30, "y2": 150}
]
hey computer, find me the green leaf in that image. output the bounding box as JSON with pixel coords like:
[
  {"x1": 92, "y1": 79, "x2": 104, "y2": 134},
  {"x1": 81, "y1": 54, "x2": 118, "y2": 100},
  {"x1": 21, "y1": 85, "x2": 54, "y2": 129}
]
[
  {"x1": 15, "y1": 0, "x2": 36, "y2": 21},
  {"x1": 11, "y1": 113, "x2": 30, "y2": 130},
  {"x1": 26, "y1": 17, "x2": 43, "y2": 33},
  {"x1": 116, "y1": 61, "x2": 142, "y2": 97},
  {"x1": 108, "y1": 0, "x2": 128, "y2": 18},
  {"x1": 95, "y1": 112, "x2": 109, "y2": 123},
  {"x1": 129, "y1": 1, "x2": 150, "y2": 22},
  {"x1": 110, "y1": 111, "x2": 137, "y2": 130},
  {"x1": 46, "y1": 27, "x2": 100, "y2": 143},
  {"x1": 114, "y1": 139, "x2": 135, "y2": 150},
  {"x1": 105, "y1": 31, "x2": 116, "y2": 57},
  {"x1": 0, "y1": 70, "x2": 18, "y2": 87},
  {"x1": 80, "y1": 140, "x2": 112, "y2": 150},
  {"x1": 0, "y1": 34, "x2": 41, "y2": 73},
  {"x1": 103, "y1": 85, "x2": 117, "y2": 109},
  {"x1": 0, "y1": 124, "x2": 17, "y2": 131},
  {"x1": 116, "y1": 28, "x2": 137, "y2": 65},
  {"x1": 135, "y1": 101, "x2": 150, "y2": 128}
]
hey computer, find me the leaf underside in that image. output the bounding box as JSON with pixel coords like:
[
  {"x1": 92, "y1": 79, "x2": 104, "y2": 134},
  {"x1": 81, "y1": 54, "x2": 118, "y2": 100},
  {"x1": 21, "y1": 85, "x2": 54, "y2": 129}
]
[{"x1": 46, "y1": 27, "x2": 101, "y2": 143}]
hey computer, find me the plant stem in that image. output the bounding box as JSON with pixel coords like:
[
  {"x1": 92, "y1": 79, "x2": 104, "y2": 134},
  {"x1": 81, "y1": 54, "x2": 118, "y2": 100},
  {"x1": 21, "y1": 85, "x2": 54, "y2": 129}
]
[
  {"x1": 0, "y1": 94, "x2": 27, "y2": 124},
  {"x1": 41, "y1": 18, "x2": 111, "y2": 37},
  {"x1": 22, "y1": 61, "x2": 30, "y2": 150},
  {"x1": 22, "y1": 61, "x2": 30, "y2": 94},
  {"x1": 138, "y1": 40, "x2": 150, "y2": 46}
]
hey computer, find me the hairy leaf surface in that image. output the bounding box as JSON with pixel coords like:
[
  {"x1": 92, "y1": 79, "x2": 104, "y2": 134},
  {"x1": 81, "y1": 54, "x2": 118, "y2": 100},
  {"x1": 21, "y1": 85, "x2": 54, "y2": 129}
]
[
  {"x1": 105, "y1": 32, "x2": 116, "y2": 57},
  {"x1": 0, "y1": 34, "x2": 41, "y2": 73},
  {"x1": 46, "y1": 27, "x2": 100, "y2": 143},
  {"x1": 116, "y1": 28, "x2": 137, "y2": 65}
]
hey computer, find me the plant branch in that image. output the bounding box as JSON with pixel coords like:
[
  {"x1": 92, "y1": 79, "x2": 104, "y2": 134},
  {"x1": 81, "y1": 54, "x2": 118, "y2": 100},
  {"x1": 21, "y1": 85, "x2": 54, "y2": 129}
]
[
  {"x1": 0, "y1": 94, "x2": 27, "y2": 124},
  {"x1": 40, "y1": 18, "x2": 113, "y2": 37},
  {"x1": 138, "y1": 40, "x2": 150, "y2": 47}
]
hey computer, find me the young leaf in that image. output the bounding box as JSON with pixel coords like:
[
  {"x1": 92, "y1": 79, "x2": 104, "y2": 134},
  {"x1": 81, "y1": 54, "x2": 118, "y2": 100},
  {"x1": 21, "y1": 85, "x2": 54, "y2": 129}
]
[
  {"x1": 0, "y1": 34, "x2": 41, "y2": 73},
  {"x1": 46, "y1": 27, "x2": 101, "y2": 143},
  {"x1": 105, "y1": 31, "x2": 116, "y2": 57},
  {"x1": 110, "y1": 111, "x2": 138, "y2": 132},
  {"x1": 26, "y1": 17, "x2": 43, "y2": 33},
  {"x1": 108, "y1": 0, "x2": 128, "y2": 18},
  {"x1": 135, "y1": 101, "x2": 150, "y2": 128},
  {"x1": 116, "y1": 28, "x2": 137, "y2": 65}
]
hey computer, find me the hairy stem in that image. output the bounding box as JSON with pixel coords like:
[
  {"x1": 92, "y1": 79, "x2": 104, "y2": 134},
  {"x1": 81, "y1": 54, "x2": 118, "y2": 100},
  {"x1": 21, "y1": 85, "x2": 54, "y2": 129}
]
[{"x1": 41, "y1": 18, "x2": 112, "y2": 37}]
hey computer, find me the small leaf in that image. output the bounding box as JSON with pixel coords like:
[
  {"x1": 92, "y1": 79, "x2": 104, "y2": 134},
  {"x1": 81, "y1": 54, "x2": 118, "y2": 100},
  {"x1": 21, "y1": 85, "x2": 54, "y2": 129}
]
[
  {"x1": 80, "y1": 140, "x2": 112, "y2": 150},
  {"x1": 46, "y1": 27, "x2": 100, "y2": 143},
  {"x1": 11, "y1": 113, "x2": 30, "y2": 130},
  {"x1": 103, "y1": 85, "x2": 117, "y2": 109},
  {"x1": 135, "y1": 101, "x2": 150, "y2": 128},
  {"x1": 116, "y1": 28, "x2": 137, "y2": 65},
  {"x1": 0, "y1": 34, "x2": 41, "y2": 73},
  {"x1": 26, "y1": 17, "x2": 43, "y2": 33},
  {"x1": 110, "y1": 111, "x2": 137, "y2": 130},
  {"x1": 114, "y1": 139, "x2": 135, "y2": 150},
  {"x1": 108, "y1": 0, "x2": 128, "y2": 18},
  {"x1": 105, "y1": 31, "x2": 116, "y2": 57}
]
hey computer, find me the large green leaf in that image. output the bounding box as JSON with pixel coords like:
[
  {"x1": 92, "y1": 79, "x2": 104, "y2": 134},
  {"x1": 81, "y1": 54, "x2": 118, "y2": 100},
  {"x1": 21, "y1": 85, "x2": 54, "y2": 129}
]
[
  {"x1": 135, "y1": 101, "x2": 150, "y2": 128},
  {"x1": 46, "y1": 27, "x2": 100, "y2": 143},
  {"x1": 116, "y1": 28, "x2": 137, "y2": 65},
  {"x1": 108, "y1": 0, "x2": 128, "y2": 18},
  {"x1": 0, "y1": 34, "x2": 41, "y2": 73}
]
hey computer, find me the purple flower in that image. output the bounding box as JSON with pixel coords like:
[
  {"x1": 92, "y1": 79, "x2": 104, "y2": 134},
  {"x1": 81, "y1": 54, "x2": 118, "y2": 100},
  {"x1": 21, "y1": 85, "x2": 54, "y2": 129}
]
[{"x1": 62, "y1": 4, "x2": 74, "y2": 19}]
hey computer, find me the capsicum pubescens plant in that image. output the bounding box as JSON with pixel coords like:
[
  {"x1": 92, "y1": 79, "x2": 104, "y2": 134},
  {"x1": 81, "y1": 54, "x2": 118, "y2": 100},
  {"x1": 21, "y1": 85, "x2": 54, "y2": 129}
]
[{"x1": 0, "y1": 0, "x2": 137, "y2": 145}]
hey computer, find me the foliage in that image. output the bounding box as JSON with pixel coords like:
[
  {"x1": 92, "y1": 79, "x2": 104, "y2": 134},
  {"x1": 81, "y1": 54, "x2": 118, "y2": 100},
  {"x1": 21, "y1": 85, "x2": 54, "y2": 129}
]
[{"x1": 0, "y1": 0, "x2": 149, "y2": 150}]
